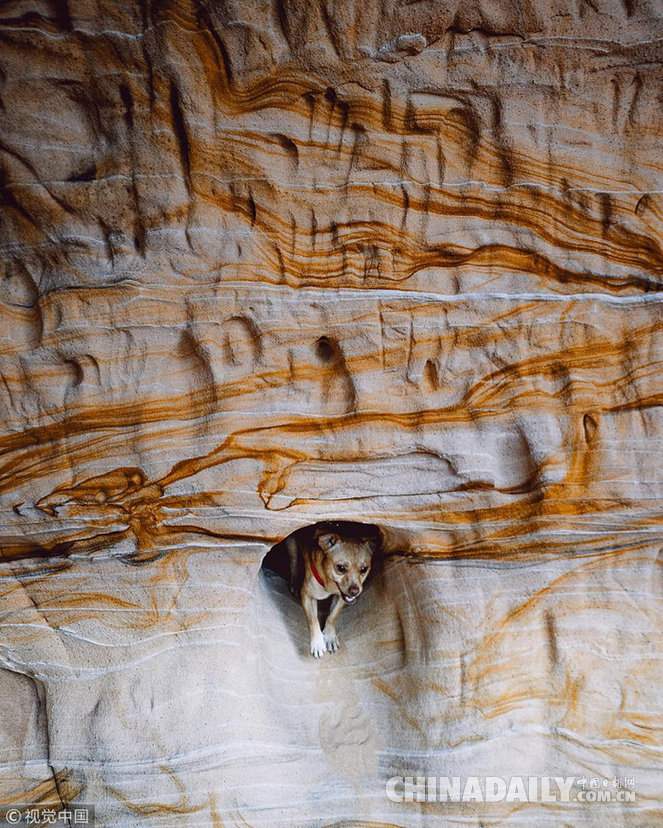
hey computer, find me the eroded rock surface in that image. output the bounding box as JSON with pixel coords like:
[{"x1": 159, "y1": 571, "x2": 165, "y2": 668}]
[{"x1": 0, "y1": 0, "x2": 661, "y2": 824}]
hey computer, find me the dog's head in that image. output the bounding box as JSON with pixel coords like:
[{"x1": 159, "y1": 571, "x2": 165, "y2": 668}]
[{"x1": 316, "y1": 530, "x2": 376, "y2": 604}]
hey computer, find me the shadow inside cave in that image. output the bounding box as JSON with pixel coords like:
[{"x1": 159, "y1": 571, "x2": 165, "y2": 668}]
[{"x1": 260, "y1": 520, "x2": 386, "y2": 656}]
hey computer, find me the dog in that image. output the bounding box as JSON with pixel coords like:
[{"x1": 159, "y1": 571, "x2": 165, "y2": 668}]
[{"x1": 286, "y1": 525, "x2": 377, "y2": 658}]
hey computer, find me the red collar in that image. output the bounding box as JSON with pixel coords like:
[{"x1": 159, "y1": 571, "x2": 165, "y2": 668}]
[{"x1": 310, "y1": 559, "x2": 326, "y2": 589}]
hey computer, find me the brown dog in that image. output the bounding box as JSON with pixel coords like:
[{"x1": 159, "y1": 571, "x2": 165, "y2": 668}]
[{"x1": 287, "y1": 527, "x2": 375, "y2": 658}]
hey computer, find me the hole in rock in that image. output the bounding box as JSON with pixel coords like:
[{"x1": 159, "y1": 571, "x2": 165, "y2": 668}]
[
  {"x1": 68, "y1": 164, "x2": 97, "y2": 183},
  {"x1": 259, "y1": 521, "x2": 415, "y2": 666},
  {"x1": 314, "y1": 335, "x2": 339, "y2": 364},
  {"x1": 262, "y1": 520, "x2": 383, "y2": 598},
  {"x1": 261, "y1": 521, "x2": 388, "y2": 660}
]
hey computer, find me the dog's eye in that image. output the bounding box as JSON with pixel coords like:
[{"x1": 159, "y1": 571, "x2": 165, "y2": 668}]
[
  {"x1": 336, "y1": 564, "x2": 346, "y2": 573},
  {"x1": 360, "y1": 566, "x2": 368, "y2": 574}
]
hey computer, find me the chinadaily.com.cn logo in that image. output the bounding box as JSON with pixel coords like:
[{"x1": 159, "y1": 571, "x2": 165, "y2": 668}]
[{"x1": 385, "y1": 775, "x2": 636, "y2": 803}]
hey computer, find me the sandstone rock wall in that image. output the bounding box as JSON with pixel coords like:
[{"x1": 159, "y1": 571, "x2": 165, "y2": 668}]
[{"x1": 0, "y1": 1, "x2": 661, "y2": 825}]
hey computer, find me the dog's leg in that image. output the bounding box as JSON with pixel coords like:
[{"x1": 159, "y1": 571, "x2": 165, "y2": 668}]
[
  {"x1": 301, "y1": 591, "x2": 326, "y2": 658},
  {"x1": 322, "y1": 595, "x2": 344, "y2": 653}
]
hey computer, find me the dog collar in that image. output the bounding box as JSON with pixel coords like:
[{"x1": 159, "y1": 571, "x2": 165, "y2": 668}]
[{"x1": 310, "y1": 560, "x2": 326, "y2": 589}]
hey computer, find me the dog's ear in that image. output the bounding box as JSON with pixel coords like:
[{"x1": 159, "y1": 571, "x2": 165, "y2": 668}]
[
  {"x1": 317, "y1": 533, "x2": 339, "y2": 552},
  {"x1": 363, "y1": 535, "x2": 380, "y2": 555}
]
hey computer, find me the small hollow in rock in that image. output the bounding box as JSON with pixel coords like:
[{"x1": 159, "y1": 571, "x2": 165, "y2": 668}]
[{"x1": 262, "y1": 520, "x2": 383, "y2": 597}]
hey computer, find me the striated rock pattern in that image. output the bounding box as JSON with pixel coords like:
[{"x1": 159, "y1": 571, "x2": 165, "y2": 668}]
[{"x1": 0, "y1": 0, "x2": 662, "y2": 824}]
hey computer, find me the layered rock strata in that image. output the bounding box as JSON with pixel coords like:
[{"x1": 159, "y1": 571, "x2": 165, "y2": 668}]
[{"x1": 0, "y1": 0, "x2": 662, "y2": 824}]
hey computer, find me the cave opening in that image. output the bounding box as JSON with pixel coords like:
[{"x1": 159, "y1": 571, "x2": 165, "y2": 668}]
[
  {"x1": 261, "y1": 520, "x2": 384, "y2": 658},
  {"x1": 262, "y1": 519, "x2": 383, "y2": 594}
]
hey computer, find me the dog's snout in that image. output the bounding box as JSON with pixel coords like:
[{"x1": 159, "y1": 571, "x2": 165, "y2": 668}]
[{"x1": 348, "y1": 584, "x2": 360, "y2": 597}]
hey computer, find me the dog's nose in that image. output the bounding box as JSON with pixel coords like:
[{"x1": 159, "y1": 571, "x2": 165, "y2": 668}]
[{"x1": 348, "y1": 584, "x2": 360, "y2": 597}]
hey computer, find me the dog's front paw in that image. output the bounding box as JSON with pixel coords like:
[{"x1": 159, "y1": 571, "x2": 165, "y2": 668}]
[
  {"x1": 323, "y1": 628, "x2": 339, "y2": 653},
  {"x1": 310, "y1": 632, "x2": 326, "y2": 658}
]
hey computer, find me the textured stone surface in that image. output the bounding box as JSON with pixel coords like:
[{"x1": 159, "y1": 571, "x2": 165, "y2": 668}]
[{"x1": 0, "y1": 0, "x2": 662, "y2": 825}]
